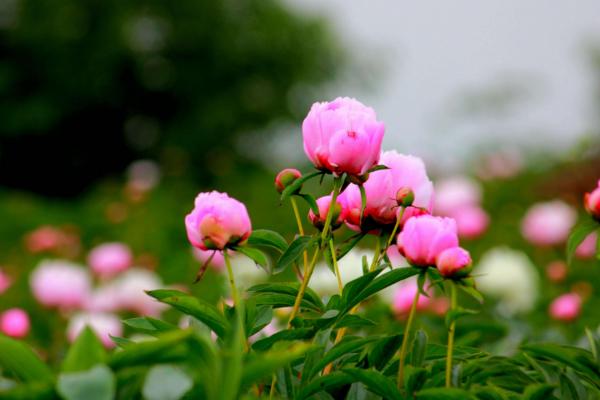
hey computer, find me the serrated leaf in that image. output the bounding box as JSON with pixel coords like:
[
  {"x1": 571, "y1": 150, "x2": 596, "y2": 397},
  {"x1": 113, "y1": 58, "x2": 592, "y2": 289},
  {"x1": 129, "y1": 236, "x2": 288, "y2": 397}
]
[
  {"x1": 567, "y1": 219, "x2": 599, "y2": 265},
  {"x1": 0, "y1": 334, "x2": 53, "y2": 383},
  {"x1": 342, "y1": 368, "x2": 402, "y2": 400},
  {"x1": 280, "y1": 171, "x2": 323, "y2": 201},
  {"x1": 246, "y1": 229, "x2": 288, "y2": 252},
  {"x1": 62, "y1": 327, "x2": 106, "y2": 373},
  {"x1": 276, "y1": 235, "x2": 315, "y2": 273},
  {"x1": 147, "y1": 290, "x2": 229, "y2": 337},
  {"x1": 445, "y1": 307, "x2": 480, "y2": 328}
]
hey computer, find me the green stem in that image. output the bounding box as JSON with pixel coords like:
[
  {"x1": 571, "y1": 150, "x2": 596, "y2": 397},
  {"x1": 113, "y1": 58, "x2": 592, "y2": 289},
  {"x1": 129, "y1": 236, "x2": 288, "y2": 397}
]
[
  {"x1": 397, "y1": 287, "x2": 421, "y2": 389},
  {"x1": 320, "y1": 176, "x2": 343, "y2": 243},
  {"x1": 369, "y1": 238, "x2": 381, "y2": 272},
  {"x1": 446, "y1": 282, "x2": 457, "y2": 388},
  {"x1": 223, "y1": 251, "x2": 240, "y2": 309},
  {"x1": 290, "y1": 197, "x2": 309, "y2": 276},
  {"x1": 329, "y1": 238, "x2": 343, "y2": 294},
  {"x1": 287, "y1": 248, "x2": 320, "y2": 326}
]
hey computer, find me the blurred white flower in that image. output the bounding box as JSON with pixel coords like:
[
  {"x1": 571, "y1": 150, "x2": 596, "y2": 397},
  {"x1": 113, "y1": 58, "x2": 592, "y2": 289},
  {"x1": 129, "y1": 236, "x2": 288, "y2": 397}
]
[
  {"x1": 229, "y1": 253, "x2": 268, "y2": 289},
  {"x1": 476, "y1": 247, "x2": 539, "y2": 316},
  {"x1": 113, "y1": 268, "x2": 167, "y2": 317},
  {"x1": 309, "y1": 249, "x2": 372, "y2": 296}
]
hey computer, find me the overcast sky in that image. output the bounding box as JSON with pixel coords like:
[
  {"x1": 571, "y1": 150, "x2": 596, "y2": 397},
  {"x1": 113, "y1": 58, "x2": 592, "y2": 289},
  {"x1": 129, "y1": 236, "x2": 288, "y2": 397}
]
[{"x1": 279, "y1": 1, "x2": 600, "y2": 171}]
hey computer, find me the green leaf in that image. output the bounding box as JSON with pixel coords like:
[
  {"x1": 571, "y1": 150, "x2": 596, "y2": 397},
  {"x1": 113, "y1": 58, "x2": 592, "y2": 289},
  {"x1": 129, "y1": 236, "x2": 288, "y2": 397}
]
[
  {"x1": 336, "y1": 232, "x2": 367, "y2": 261},
  {"x1": 523, "y1": 383, "x2": 556, "y2": 400},
  {"x1": 276, "y1": 235, "x2": 315, "y2": 273},
  {"x1": 147, "y1": 290, "x2": 229, "y2": 337},
  {"x1": 252, "y1": 328, "x2": 315, "y2": 351},
  {"x1": 341, "y1": 268, "x2": 383, "y2": 311},
  {"x1": 122, "y1": 317, "x2": 177, "y2": 335},
  {"x1": 567, "y1": 219, "x2": 599, "y2": 265},
  {"x1": 367, "y1": 334, "x2": 403, "y2": 371},
  {"x1": 248, "y1": 283, "x2": 324, "y2": 311},
  {"x1": 296, "y1": 371, "x2": 354, "y2": 400},
  {"x1": 416, "y1": 387, "x2": 477, "y2": 399},
  {"x1": 0, "y1": 334, "x2": 53, "y2": 383},
  {"x1": 280, "y1": 171, "x2": 323, "y2": 201},
  {"x1": 109, "y1": 330, "x2": 192, "y2": 369},
  {"x1": 57, "y1": 365, "x2": 115, "y2": 400},
  {"x1": 359, "y1": 185, "x2": 367, "y2": 224},
  {"x1": 233, "y1": 246, "x2": 270, "y2": 271},
  {"x1": 246, "y1": 229, "x2": 288, "y2": 253},
  {"x1": 342, "y1": 368, "x2": 402, "y2": 400},
  {"x1": 404, "y1": 366, "x2": 427, "y2": 396},
  {"x1": 241, "y1": 342, "x2": 312, "y2": 388},
  {"x1": 445, "y1": 307, "x2": 480, "y2": 328},
  {"x1": 61, "y1": 327, "x2": 106, "y2": 373},
  {"x1": 142, "y1": 364, "x2": 193, "y2": 400},
  {"x1": 458, "y1": 285, "x2": 484, "y2": 304},
  {"x1": 218, "y1": 303, "x2": 245, "y2": 400},
  {"x1": 367, "y1": 164, "x2": 390, "y2": 173},
  {"x1": 409, "y1": 330, "x2": 428, "y2": 367},
  {"x1": 334, "y1": 314, "x2": 376, "y2": 329},
  {"x1": 297, "y1": 193, "x2": 320, "y2": 217},
  {"x1": 301, "y1": 328, "x2": 332, "y2": 387},
  {"x1": 307, "y1": 337, "x2": 377, "y2": 379},
  {"x1": 247, "y1": 305, "x2": 273, "y2": 336}
]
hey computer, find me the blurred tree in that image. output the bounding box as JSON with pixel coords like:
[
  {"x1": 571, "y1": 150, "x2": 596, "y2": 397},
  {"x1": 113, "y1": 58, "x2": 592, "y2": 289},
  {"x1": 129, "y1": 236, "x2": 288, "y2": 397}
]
[{"x1": 0, "y1": 0, "x2": 340, "y2": 196}]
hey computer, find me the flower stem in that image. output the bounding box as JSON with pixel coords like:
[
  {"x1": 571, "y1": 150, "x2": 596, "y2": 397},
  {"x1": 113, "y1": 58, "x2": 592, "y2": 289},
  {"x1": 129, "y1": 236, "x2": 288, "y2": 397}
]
[
  {"x1": 369, "y1": 238, "x2": 381, "y2": 272},
  {"x1": 446, "y1": 282, "x2": 457, "y2": 388},
  {"x1": 397, "y1": 287, "x2": 421, "y2": 389},
  {"x1": 320, "y1": 176, "x2": 343, "y2": 243},
  {"x1": 290, "y1": 197, "x2": 308, "y2": 279},
  {"x1": 287, "y1": 248, "x2": 320, "y2": 326},
  {"x1": 223, "y1": 251, "x2": 240, "y2": 309},
  {"x1": 330, "y1": 238, "x2": 343, "y2": 294}
]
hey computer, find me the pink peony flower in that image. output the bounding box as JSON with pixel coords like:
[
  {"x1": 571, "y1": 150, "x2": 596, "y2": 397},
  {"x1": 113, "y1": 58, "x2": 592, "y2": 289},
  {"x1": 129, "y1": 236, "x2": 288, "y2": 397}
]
[
  {"x1": 436, "y1": 247, "x2": 472, "y2": 278},
  {"x1": 185, "y1": 191, "x2": 252, "y2": 250},
  {"x1": 67, "y1": 312, "x2": 123, "y2": 348},
  {"x1": 0, "y1": 308, "x2": 30, "y2": 338},
  {"x1": 575, "y1": 232, "x2": 598, "y2": 260},
  {"x1": 88, "y1": 242, "x2": 133, "y2": 279},
  {"x1": 452, "y1": 206, "x2": 490, "y2": 239},
  {"x1": 397, "y1": 215, "x2": 459, "y2": 267},
  {"x1": 584, "y1": 180, "x2": 600, "y2": 220},
  {"x1": 339, "y1": 151, "x2": 434, "y2": 230},
  {"x1": 391, "y1": 278, "x2": 431, "y2": 316},
  {"x1": 84, "y1": 283, "x2": 122, "y2": 313},
  {"x1": 30, "y1": 260, "x2": 91, "y2": 310},
  {"x1": 549, "y1": 293, "x2": 581, "y2": 322},
  {"x1": 434, "y1": 177, "x2": 482, "y2": 216},
  {"x1": 521, "y1": 200, "x2": 576, "y2": 247},
  {"x1": 274, "y1": 168, "x2": 302, "y2": 194},
  {"x1": 308, "y1": 194, "x2": 346, "y2": 230},
  {"x1": 302, "y1": 97, "x2": 384, "y2": 177},
  {"x1": 192, "y1": 248, "x2": 226, "y2": 270},
  {"x1": 0, "y1": 268, "x2": 12, "y2": 294}
]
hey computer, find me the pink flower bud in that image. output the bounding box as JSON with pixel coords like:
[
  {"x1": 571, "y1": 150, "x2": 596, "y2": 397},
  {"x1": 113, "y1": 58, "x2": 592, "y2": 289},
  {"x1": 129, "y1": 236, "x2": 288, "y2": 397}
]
[
  {"x1": 575, "y1": 232, "x2": 597, "y2": 260},
  {"x1": 396, "y1": 187, "x2": 415, "y2": 208},
  {"x1": 339, "y1": 151, "x2": 434, "y2": 230},
  {"x1": 521, "y1": 200, "x2": 576, "y2": 247},
  {"x1": 397, "y1": 215, "x2": 459, "y2": 267},
  {"x1": 30, "y1": 260, "x2": 91, "y2": 310},
  {"x1": 302, "y1": 97, "x2": 384, "y2": 178},
  {"x1": 546, "y1": 260, "x2": 567, "y2": 283},
  {"x1": 549, "y1": 293, "x2": 581, "y2": 322},
  {"x1": 308, "y1": 194, "x2": 345, "y2": 231},
  {"x1": 436, "y1": 247, "x2": 472, "y2": 278},
  {"x1": 185, "y1": 191, "x2": 252, "y2": 250},
  {"x1": 0, "y1": 308, "x2": 30, "y2": 338},
  {"x1": 88, "y1": 242, "x2": 133, "y2": 279},
  {"x1": 274, "y1": 168, "x2": 302, "y2": 194},
  {"x1": 67, "y1": 312, "x2": 123, "y2": 348},
  {"x1": 584, "y1": 180, "x2": 600, "y2": 220}
]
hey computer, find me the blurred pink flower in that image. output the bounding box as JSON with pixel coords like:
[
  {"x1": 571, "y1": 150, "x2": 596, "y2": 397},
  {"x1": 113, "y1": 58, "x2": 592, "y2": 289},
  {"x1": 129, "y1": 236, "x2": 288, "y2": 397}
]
[
  {"x1": 24, "y1": 226, "x2": 64, "y2": 253},
  {"x1": 88, "y1": 242, "x2": 133, "y2": 279},
  {"x1": 30, "y1": 260, "x2": 91, "y2": 310},
  {"x1": 434, "y1": 177, "x2": 481, "y2": 215},
  {"x1": 549, "y1": 293, "x2": 581, "y2": 322},
  {"x1": 339, "y1": 151, "x2": 434, "y2": 230},
  {"x1": 0, "y1": 268, "x2": 12, "y2": 294},
  {"x1": 84, "y1": 283, "x2": 122, "y2": 313},
  {"x1": 185, "y1": 191, "x2": 252, "y2": 250},
  {"x1": 453, "y1": 206, "x2": 490, "y2": 239},
  {"x1": 67, "y1": 312, "x2": 123, "y2": 348},
  {"x1": 521, "y1": 200, "x2": 576, "y2": 247},
  {"x1": 584, "y1": 180, "x2": 600, "y2": 220},
  {"x1": 0, "y1": 308, "x2": 30, "y2": 338},
  {"x1": 436, "y1": 247, "x2": 472, "y2": 278},
  {"x1": 302, "y1": 97, "x2": 384, "y2": 178},
  {"x1": 575, "y1": 232, "x2": 598, "y2": 260},
  {"x1": 391, "y1": 278, "x2": 431, "y2": 316},
  {"x1": 397, "y1": 215, "x2": 459, "y2": 267},
  {"x1": 112, "y1": 268, "x2": 167, "y2": 317},
  {"x1": 308, "y1": 194, "x2": 346, "y2": 230}
]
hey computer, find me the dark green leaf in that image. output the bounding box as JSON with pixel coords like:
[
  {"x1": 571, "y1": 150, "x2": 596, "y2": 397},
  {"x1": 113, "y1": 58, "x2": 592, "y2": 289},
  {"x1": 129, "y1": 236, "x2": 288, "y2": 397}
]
[
  {"x1": 281, "y1": 171, "x2": 323, "y2": 201},
  {"x1": 109, "y1": 330, "x2": 192, "y2": 369},
  {"x1": 62, "y1": 327, "x2": 106, "y2": 373},
  {"x1": 301, "y1": 328, "x2": 332, "y2": 387},
  {"x1": 0, "y1": 334, "x2": 53, "y2": 383},
  {"x1": 122, "y1": 317, "x2": 176, "y2": 335},
  {"x1": 276, "y1": 235, "x2": 315, "y2": 273},
  {"x1": 359, "y1": 185, "x2": 367, "y2": 224},
  {"x1": 296, "y1": 372, "x2": 354, "y2": 400},
  {"x1": 404, "y1": 366, "x2": 427, "y2": 396},
  {"x1": 336, "y1": 232, "x2": 367, "y2": 261},
  {"x1": 445, "y1": 308, "x2": 480, "y2": 328},
  {"x1": 341, "y1": 268, "x2": 384, "y2": 311},
  {"x1": 368, "y1": 334, "x2": 403, "y2": 371},
  {"x1": 57, "y1": 365, "x2": 115, "y2": 400},
  {"x1": 147, "y1": 290, "x2": 229, "y2": 337},
  {"x1": 218, "y1": 303, "x2": 245, "y2": 400},
  {"x1": 367, "y1": 164, "x2": 390, "y2": 173},
  {"x1": 241, "y1": 342, "x2": 312, "y2": 388},
  {"x1": 248, "y1": 283, "x2": 324, "y2": 310},
  {"x1": 307, "y1": 337, "x2": 377, "y2": 379},
  {"x1": 334, "y1": 314, "x2": 376, "y2": 329},
  {"x1": 342, "y1": 368, "x2": 402, "y2": 400},
  {"x1": 297, "y1": 193, "x2": 320, "y2": 217},
  {"x1": 458, "y1": 285, "x2": 484, "y2": 304},
  {"x1": 247, "y1": 229, "x2": 288, "y2": 253},
  {"x1": 252, "y1": 328, "x2": 315, "y2": 351},
  {"x1": 523, "y1": 383, "x2": 556, "y2": 400},
  {"x1": 567, "y1": 219, "x2": 599, "y2": 265},
  {"x1": 409, "y1": 330, "x2": 428, "y2": 367},
  {"x1": 416, "y1": 387, "x2": 477, "y2": 399}
]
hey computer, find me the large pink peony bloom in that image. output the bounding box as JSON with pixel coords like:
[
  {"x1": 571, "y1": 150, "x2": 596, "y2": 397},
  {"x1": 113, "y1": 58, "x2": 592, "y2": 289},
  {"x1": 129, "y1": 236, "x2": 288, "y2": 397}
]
[
  {"x1": 0, "y1": 308, "x2": 30, "y2": 338},
  {"x1": 521, "y1": 200, "x2": 576, "y2": 247},
  {"x1": 585, "y1": 180, "x2": 600, "y2": 220},
  {"x1": 302, "y1": 97, "x2": 384, "y2": 177},
  {"x1": 88, "y1": 242, "x2": 133, "y2": 279},
  {"x1": 185, "y1": 191, "x2": 252, "y2": 250},
  {"x1": 30, "y1": 260, "x2": 91, "y2": 310},
  {"x1": 397, "y1": 215, "x2": 459, "y2": 267},
  {"x1": 339, "y1": 151, "x2": 434, "y2": 230},
  {"x1": 549, "y1": 293, "x2": 581, "y2": 322}
]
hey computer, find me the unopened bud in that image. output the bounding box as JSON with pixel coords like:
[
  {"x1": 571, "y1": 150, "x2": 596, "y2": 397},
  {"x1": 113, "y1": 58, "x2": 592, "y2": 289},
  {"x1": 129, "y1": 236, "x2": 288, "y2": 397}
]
[
  {"x1": 396, "y1": 187, "x2": 414, "y2": 208},
  {"x1": 308, "y1": 195, "x2": 345, "y2": 231},
  {"x1": 275, "y1": 168, "x2": 302, "y2": 194},
  {"x1": 584, "y1": 180, "x2": 600, "y2": 220},
  {"x1": 436, "y1": 247, "x2": 472, "y2": 278}
]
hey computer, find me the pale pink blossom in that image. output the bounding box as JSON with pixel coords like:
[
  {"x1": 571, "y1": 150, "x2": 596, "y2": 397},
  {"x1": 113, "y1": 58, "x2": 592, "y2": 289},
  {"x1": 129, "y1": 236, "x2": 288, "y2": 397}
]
[
  {"x1": 67, "y1": 312, "x2": 123, "y2": 348},
  {"x1": 521, "y1": 200, "x2": 576, "y2": 246},
  {"x1": 112, "y1": 268, "x2": 167, "y2": 317},
  {"x1": 88, "y1": 242, "x2": 133, "y2": 279},
  {"x1": 302, "y1": 97, "x2": 384, "y2": 177},
  {"x1": 30, "y1": 260, "x2": 91, "y2": 310},
  {"x1": 391, "y1": 278, "x2": 431, "y2": 316},
  {"x1": 452, "y1": 206, "x2": 489, "y2": 239}
]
